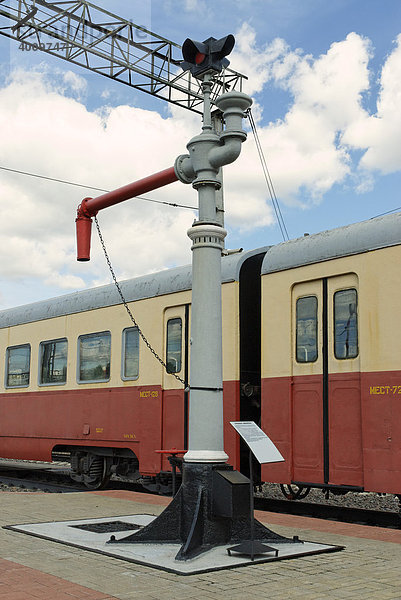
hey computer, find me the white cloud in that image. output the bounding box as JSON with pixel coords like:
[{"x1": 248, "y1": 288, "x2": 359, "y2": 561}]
[
  {"x1": 1, "y1": 25, "x2": 401, "y2": 306},
  {"x1": 0, "y1": 70, "x2": 195, "y2": 304},
  {"x1": 62, "y1": 71, "x2": 88, "y2": 99},
  {"x1": 231, "y1": 24, "x2": 290, "y2": 96},
  {"x1": 183, "y1": 0, "x2": 207, "y2": 12},
  {"x1": 232, "y1": 28, "x2": 373, "y2": 204},
  {"x1": 0, "y1": 66, "x2": 272, "y2": 306},
  {"x1": 342, "y1": 34, "x2": 401, "y2": 174}
]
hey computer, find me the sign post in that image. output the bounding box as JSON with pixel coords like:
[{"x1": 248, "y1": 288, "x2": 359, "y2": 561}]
[{"x1": 228, "y1": 422, "x2": 284, "y2": 560}]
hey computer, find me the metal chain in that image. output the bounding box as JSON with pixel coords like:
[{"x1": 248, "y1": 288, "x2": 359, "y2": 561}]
[{"x1": 94, "y1": 215, "x2": 186, "y2": 387}]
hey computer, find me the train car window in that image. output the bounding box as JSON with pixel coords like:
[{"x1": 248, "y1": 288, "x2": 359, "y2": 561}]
[
  {"x1": 6, "y1": 344, "x2": 31, "y2": 388},
  {"x1": 296, "y1": 296, "x2": 318, "y2": 363},
  {"x1": 166, "y1": 318, "x2": 182, "y2": 374},
  {"x1": 122, "y1": 327, "x2": 139, "y2": 380},
  {"x1": 334, "y1": 289, "x2": 358, "y2": 359},
  {"x1": 39, "y1": 339, "x2": 68, "y2": 385},
  {"x1": 78, "y1": 331, "x2": 111, "y2": 382}
]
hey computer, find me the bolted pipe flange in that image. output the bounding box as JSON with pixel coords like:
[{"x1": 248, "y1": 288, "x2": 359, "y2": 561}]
[
  {"x1": 174, "y1": 153, "x2": 196, "y2": 184},
  {"x1": 192, "y1": 178, "x2": 222, "y2": 191}
]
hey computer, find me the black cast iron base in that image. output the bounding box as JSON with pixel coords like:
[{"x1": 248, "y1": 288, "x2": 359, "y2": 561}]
[{"x1": 107, "y1": 462, "x2": 294, "y2": 561}]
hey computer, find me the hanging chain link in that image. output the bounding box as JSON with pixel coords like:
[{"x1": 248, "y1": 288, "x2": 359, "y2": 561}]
[{"x1": 94, "y1": 215, "x2": 187, "y2": 387}]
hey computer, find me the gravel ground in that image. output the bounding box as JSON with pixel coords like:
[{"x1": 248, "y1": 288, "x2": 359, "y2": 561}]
[
  {"x1": 258, "y1": 482, "x2": 400, "y2": 513},
  {"x1": 1, "y1": 459, "x2": 400, "y2": 514},
  {"x1": 0, "y1": 483, "x2": 47, "y2": 493},
  {"x1": 0, "y1": 459, "x2": 67, "y2": 493}
]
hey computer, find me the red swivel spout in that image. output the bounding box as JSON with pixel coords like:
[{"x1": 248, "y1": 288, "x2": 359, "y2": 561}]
[
  {"x1": 76, "y1": 166, "x2": 178, "y2": 261},
  {"x1": 76, "y1": 198, "x2": 94, "y2": 262}
]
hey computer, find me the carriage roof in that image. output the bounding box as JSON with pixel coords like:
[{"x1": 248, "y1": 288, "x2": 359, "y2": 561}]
[
  {"x1": 0, "y1": 247, "x2": 267, "y2": 328},
  {"x1": 262, "y1": 211, "x2": 401, "y2": 275}
]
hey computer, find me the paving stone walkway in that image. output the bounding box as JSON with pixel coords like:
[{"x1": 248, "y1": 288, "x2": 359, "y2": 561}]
[{"x1": 0, "y1": 490, "x2": 400, "y2": 599}]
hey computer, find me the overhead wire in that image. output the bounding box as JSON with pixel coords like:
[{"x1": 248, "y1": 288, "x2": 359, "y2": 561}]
[
  {"x1": 5, "y1": 3, "x2": 399, "y2": 240},
  {"x1": 0, "y1": 163, "x2": 192, "y2": 381},
  {"x1": 2, "y1": 5, "x2": 291, "y2": 232},
  {"x1": 247, "y1": 108, "x2": 290, "y2": 242},
  {"x1": 0, "y1": 165, "x2": 198, "y2": 211}
]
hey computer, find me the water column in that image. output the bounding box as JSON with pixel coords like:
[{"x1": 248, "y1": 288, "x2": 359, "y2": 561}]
[{"x1": 175, "y1": 79, "x2": 252, "y2": 462}]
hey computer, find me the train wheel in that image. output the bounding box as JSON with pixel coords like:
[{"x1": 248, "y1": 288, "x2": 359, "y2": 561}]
[
  {"x1": 70, "y1": 452, "x2": 111, "y2": 490},
  {"x1": 83, "y1": 456, "x2": 111, "y2": 490},
  {"x1": 280, "y1": 484, "x2": 311, "y2": 500}
]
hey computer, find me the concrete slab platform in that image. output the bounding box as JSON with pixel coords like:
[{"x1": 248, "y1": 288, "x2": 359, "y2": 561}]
[{"x1": 5, "y1": 513, "x2": 342, "y2": 575}]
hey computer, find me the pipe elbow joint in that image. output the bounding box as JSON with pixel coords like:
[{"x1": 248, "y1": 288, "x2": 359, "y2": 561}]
[
  {"x1": 208, "y1": 91, "x2": 253, "y2": 169},
  {"x1": 209, "y1": 137, "x2": 242, "y2": 169},
  {"x1": 76, "y1": 197, "x2": 97, "y2": 219},
  {"x1": 174, "y1": 154, "x2": 196, "y2": 184}
]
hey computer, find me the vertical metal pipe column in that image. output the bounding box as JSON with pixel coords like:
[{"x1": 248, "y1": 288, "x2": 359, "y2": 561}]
[
  {"x1": 107, "y1": 79, "x2": 257, "y2": 562},
  {"x1": 184, "y1": 76, "x2": 227, "y2": 462},
  {"x1": 178, "y1": 79, "x2": 252, "y2": 463},
  {"x1": 185, "y1": 220, "x2": 228, "y2": 462}
]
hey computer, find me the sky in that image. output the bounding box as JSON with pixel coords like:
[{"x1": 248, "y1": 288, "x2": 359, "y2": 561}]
[{"x1": 0, "y1": 0, "x2": 401, "y2": 308}]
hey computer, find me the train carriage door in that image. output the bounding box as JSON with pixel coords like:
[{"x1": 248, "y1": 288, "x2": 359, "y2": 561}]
[
  {"x1": 291, "y1": 275, "x2": 363, "y2": 488},
  {"x1": 292, "y1": 281, "x2": 325, "y2": 484},
  {"x1": 162, "y1": 305, "x2": 190, "y2": 458},
  {"x1": 327, "y1": 274, "x2": 363, "y2": 487}
]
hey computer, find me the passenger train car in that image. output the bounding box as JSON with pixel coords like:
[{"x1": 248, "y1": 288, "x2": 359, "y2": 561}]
[{"x1": 0, "y1": 211, "x2": 400, "y2": 500}]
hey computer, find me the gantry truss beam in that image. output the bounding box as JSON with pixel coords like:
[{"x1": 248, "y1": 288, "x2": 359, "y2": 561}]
[{"x1": 0, "y1": 0, "x2": 247, "y2": 114}]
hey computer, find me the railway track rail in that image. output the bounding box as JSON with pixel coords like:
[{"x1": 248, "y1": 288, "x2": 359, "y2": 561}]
[
  {"x1": 0, "y1": 461, "x2": 147, "y2": 495},
  {"x1": 0, "y1": 461, "x2": 85, "y2": 492},
  {"x1": 0, "y1": 474, "x2": 84, "y2": 494},
  {"x1": 1, "y1": 460, "x2": 400, "y2": 530},
  {"x1": 254, "y1": 496, "x2": 401, "y2": 530}
]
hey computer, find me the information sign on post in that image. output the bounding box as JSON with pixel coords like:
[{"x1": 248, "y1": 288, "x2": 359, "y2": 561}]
[
  {"x1": 230, "y1": 421, "x2": 284, "y2": 464},
  {"x1": 227, "y1": 422, "x2": 285, "y2": 561}
]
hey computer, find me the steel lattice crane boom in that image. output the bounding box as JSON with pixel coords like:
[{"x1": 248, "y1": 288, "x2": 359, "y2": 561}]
[{"x1": 0, "y1": 0, "x2": 246, "y2": 114}]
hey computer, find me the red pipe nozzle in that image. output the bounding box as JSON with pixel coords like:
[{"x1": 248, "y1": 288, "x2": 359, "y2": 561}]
[{"x1": 76, "y1": 199, "x2": 93, "y2": 261}]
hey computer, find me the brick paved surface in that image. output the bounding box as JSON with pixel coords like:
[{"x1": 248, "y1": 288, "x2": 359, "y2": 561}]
[
  {"x1": 0, "y1": 490, "x2": 400, "y2": 599},
  {"x1": 0, "y1": 557, "x2": 116, "y2": 599}
]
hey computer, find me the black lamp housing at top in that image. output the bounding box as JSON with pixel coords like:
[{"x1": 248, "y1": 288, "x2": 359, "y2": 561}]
[{"x1": 181, "y1": 34, "x2": 235, "y2": 79}]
